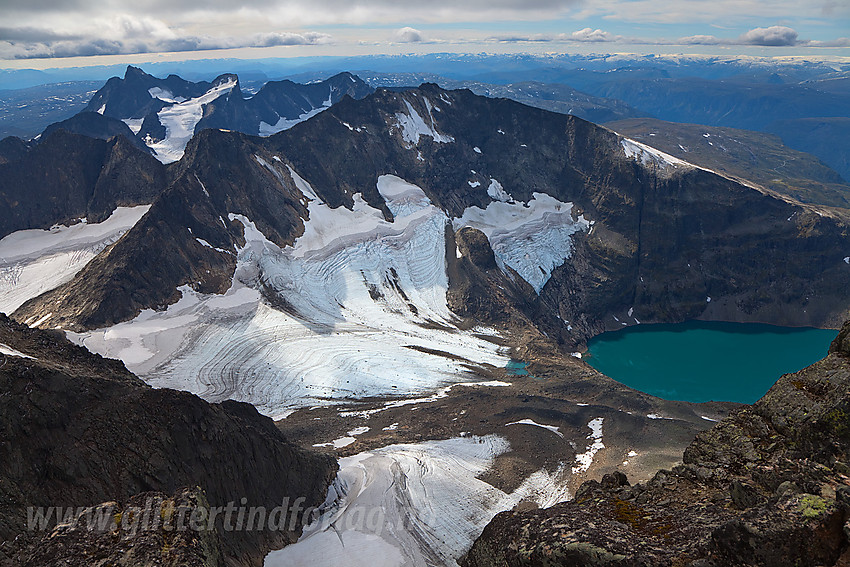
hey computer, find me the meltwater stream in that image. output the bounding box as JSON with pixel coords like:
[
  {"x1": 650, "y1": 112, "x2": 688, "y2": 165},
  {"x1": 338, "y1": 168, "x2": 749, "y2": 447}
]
[{"x1": 586, "y1": 321, "x2": 838, "y2": 404}]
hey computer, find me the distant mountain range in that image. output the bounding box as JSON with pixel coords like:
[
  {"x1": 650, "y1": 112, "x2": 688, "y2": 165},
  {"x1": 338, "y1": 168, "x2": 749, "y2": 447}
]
[
  {"x1": 82, "y1": 66, "x2": 372, "y2": 163},
  {"x1": 2, "y1": 56, "x2": 848, "y2": 180}
]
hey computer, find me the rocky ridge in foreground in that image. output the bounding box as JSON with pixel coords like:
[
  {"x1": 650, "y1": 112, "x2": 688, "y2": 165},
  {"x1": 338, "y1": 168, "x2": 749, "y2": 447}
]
[
  {"x1": 0, "y1": 314, "x2": 336, "y2": 567},
  {"x1": 462, "y1": 321, "x2": 850, "y2": 566}
]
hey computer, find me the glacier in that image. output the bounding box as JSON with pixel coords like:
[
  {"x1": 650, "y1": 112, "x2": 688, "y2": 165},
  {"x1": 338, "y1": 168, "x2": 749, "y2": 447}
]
[
  {"x1": 147, "y1": 78, "x2": 237, "y2": 164},
  {"x1": 0, "y1": 205, "x2": 151, "y2": 316},
  {"x1": 70, "y1": 174, "x2": 508, "y2": 416},
  {"x1": 265, "y1": 435, "x2": 572, "y2": 567}
]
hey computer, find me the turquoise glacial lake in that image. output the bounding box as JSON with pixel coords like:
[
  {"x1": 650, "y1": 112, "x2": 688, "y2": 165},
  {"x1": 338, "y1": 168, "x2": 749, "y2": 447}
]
[{"x1": 586, "y1": 321, "x2": 838, "y2": 404}]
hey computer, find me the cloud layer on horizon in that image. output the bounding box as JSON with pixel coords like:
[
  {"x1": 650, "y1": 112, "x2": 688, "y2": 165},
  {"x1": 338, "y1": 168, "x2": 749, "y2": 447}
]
[{"x1": 1, "y1": 0, "x2": 848, "y2": 60}]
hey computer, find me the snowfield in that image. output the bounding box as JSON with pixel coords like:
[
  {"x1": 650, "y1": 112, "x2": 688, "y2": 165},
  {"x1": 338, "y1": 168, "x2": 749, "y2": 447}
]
[
  {"x1": 571, "y1": 417, "x2": 605, "y2": 474},
  {"x1": 393, "y1": 97, "x2": 454, "y2": 147},
  {"x1": 453, "y1": 192, "x2": 590, "y2": 293},
  {"x1": 621, "y1": 138, "x2": 690, "y2": 170},
  {"x1": 71, "y1": 175, "x2": 508, "y2": 416},
  {"x1": 265, "y1": 435, "x2": 571, "y2": 567},
  {"x1": 0, "y1": 205, "x2": 151, "y2": 315}
]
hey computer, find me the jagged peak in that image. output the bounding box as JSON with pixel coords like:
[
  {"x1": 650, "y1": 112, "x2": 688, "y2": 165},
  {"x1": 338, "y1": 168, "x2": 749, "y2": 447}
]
[
  {"x1": 211, "y1": 72, "x2": 239, "y2": 87},
  {"x1": 123, "y1": 65, "x2": 151, "y2": 81}
]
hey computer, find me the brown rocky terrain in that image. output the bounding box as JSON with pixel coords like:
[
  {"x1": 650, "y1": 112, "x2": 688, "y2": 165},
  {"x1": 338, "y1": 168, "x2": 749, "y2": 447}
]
[
  {"x1": 462, "y1": 320, "x2": 850, "y2": 567},
  {"x1": 0, "y1": 314, "x2": 336, "y2": 566}
]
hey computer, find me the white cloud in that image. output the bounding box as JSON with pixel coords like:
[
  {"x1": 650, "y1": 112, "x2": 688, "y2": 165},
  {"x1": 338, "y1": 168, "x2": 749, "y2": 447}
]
[
  {"x1": 575, "y1": 0, "x2": 848, "y2": 24},
  {"x1": 567, "y1": 27, "x2": 616, "y2": 42},
  {"x1": 394, "y1": 27, "x2": 424, "y2": 43},
  {"x1": 680, "y1": 26, "x2": 805, "y2": 47},
  {"x1": 740, "y1": 25, "x2": 798, "y2": 46},
  {"x1": 0, "y1": 28, "x2": 333, "y2": 59},
  {"x1": 808, "y1": 37, "x2": 850, "y2": 47},
  {"x1": 1, "y1": 0, "x2": 847, "y2": 59}
]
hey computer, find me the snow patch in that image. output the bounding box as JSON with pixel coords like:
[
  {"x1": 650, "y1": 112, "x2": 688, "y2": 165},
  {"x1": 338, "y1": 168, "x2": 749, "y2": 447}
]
[
  {"x1": 621, "y1": 138, "x2": 690, "y2": 170},
  {"x1": 0, "y1": 343, "x2": 34, "y2": 359},
  {"x1": 647, "y1": 413, "x2": 674, "y2": 420},
  {"x1": 571, "y1": 417, "x2": 604, "y2": 474},
  {"x1": 148, "y1": 87, "x2": 186, "y2": 103},
  {"x1": 486, "y1": 179, "x2": 512, "y2": 202},
  {"x1": 259, "y1": 105, "x2": 330, "y2": 137},
  {"x1": 121, "y1": 118, "x2": 143, "y2": 134},
  {"x1": 393, "y1": 99, "x2": 453, "y2": 147},
  {"x1": 314, "y1": 426, "x2": 371, "y2": 448},
  {"x1": 505, "y1": 419, "x2": 563, "y2": 438},
  {"x1": 195, "y1": 238, "x2": 231, "y2": 254}
]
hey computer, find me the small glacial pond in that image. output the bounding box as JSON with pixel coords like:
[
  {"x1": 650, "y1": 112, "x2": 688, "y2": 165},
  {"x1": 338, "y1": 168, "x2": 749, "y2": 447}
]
[
  {"x1": 505, "y1": 360, "x2": 530, "y2": 376},
  {"x1": 586, "y1": 321, "x2": 838, "y2": 404}
]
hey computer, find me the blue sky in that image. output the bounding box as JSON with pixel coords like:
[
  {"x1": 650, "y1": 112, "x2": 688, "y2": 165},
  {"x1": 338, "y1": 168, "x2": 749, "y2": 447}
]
[{"x1": 1, "y1": 0, "x2": 848, "y2": 67}]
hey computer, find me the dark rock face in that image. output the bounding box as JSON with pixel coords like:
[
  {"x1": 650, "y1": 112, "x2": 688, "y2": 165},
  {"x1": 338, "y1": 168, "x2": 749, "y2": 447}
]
[
  {"x1": 0, "y1": 128, "x2": 166, "y2": 238},
  {"x1": 41, "y1": 111, "x2": 153, "y2": 155},
  {"x1": 13, "y1": 129, "x2": 308, "y2": 330},
  {"x1": 447, "y1": 226, "x2": 542, "y2": 334},
  {"x1": 462, "y1": 343, "x2": 850, "y2": 567},
  {"x1": 0, "y1": 314, "x2": 336, "y2": 566},
  {"x1": 86, "y1": 66, "x2": 212, "y2": 120},
  {"x1": 0, "y1": 137, "x2": 30, "y2": 165},
  {"x1": 195, "y1": 71, "x2": 373, "y2": 135}
]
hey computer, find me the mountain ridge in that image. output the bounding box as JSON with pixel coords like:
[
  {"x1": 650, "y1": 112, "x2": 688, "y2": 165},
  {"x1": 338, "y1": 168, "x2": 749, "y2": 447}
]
[{"x1": 13, "y1": 82, "x2": 850, "y2": 347}]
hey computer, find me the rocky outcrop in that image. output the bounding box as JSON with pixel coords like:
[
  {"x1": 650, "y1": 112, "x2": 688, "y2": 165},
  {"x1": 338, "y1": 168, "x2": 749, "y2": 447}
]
[
  {"x1": 462, "y1": 331, "x2": 850, "y2": 567},
  {"x1": 41, "y1": 111, "x2": 153, "y2": 156},
  {"x1": 0, "y1": 314, "x2": 337, "y2": 566}
]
